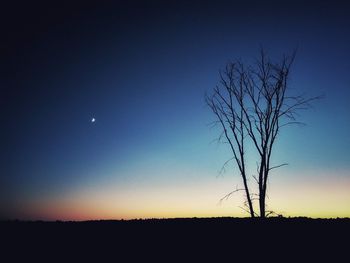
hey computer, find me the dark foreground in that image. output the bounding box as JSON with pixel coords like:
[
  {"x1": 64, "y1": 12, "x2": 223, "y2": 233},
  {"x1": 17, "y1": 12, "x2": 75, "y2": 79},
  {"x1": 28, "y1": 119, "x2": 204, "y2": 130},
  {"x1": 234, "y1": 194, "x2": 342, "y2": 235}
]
[{"x1": 1, "y1": 217, "x2": 349, "y2": 260}]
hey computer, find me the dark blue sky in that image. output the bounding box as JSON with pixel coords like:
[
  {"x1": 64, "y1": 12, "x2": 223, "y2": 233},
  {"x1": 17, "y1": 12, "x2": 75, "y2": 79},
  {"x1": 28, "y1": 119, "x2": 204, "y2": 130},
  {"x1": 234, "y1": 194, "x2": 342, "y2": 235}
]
[{"x1": 1, "y1": 0, "x2": 350, "y2": 219}]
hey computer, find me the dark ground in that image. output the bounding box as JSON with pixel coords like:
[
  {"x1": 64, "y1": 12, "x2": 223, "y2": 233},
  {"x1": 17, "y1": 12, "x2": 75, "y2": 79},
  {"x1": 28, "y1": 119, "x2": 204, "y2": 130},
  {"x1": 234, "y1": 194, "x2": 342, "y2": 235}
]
[{"x1": 1, "y1": 217, "x2": 349, "y2": 260}]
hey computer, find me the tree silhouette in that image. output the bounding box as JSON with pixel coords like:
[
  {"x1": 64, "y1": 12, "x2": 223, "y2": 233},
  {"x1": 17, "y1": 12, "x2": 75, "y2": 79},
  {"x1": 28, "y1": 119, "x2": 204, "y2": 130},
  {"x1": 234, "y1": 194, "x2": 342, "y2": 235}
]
[{"x1": 206, "y1": 49, "x2": 319, "y2": 218}]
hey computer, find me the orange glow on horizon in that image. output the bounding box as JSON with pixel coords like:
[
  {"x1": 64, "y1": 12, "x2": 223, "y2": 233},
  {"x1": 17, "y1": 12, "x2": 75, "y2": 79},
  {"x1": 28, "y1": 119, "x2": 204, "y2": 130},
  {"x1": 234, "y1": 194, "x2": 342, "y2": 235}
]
[{"x1": 13, "y1": 169, "x2": 350, "y2": 221}]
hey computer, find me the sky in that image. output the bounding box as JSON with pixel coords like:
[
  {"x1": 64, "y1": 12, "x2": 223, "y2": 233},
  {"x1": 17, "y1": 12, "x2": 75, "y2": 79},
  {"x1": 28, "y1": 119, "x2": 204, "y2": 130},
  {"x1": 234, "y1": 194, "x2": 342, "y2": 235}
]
[{"x1": 1, "y1": 0, "x2": 350, "y2": 220}]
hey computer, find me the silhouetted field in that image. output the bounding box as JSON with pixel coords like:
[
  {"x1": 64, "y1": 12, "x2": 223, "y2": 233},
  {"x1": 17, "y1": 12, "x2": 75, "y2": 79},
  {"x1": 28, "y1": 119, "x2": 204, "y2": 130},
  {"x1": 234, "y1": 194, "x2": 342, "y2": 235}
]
[{"x1": 1, "y1": 217, "x2": 349, "y2": 260}]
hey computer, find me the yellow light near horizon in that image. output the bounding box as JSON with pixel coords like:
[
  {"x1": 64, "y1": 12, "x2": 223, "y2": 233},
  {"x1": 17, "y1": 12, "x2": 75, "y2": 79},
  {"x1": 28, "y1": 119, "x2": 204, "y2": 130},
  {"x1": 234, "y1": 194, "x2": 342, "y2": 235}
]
[
  {"x1": 15, "y1": 169, "x2": 350, "y2": 220},
  {"x1": 268, "y1": 172, "x2": 350, "y2": 218}
]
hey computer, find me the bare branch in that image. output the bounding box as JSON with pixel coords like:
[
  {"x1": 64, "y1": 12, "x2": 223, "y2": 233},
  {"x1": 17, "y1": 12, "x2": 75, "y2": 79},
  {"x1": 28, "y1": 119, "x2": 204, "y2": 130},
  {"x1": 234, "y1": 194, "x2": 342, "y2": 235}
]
[
  {"x1": 268, "y1": 163, "x2": 288, "y2": 171},
  {"x1": 207, "y1": 48, "x2": 319, "y2": 218},
  {"x1": 219, "y1": 187, "x2": 245, "y2": 204},
  {"x1": 218, "y1": 157, "x2": 234, "y2": 177}
]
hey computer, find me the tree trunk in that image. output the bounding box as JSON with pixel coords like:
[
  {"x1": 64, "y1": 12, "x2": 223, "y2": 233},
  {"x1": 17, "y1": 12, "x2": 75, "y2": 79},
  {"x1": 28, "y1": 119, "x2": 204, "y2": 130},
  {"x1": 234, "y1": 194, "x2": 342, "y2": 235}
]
[
  {"x1": 258, "y1": 159, "x2": 266, "y2": 218},
  {"x1": 260, "y1": 169, "x2": 269, "y2": 218},
  {"x1": 259, "y1": 192, "x2": 266, "y2": 218},
  {"x1": 246, "y1": 191, "x2": 255, "y2": 218},
  {"x1": 242, "y1": 175, "x2": 255, "y2": 218}
]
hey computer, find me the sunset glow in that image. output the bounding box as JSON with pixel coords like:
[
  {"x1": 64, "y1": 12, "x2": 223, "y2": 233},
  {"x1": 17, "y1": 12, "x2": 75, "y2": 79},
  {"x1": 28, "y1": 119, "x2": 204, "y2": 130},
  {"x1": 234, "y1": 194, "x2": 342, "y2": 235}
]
[
  {"x1": 2, "y1": 1, "x2": 350, "y2": 221},
  {"x1": 8, "y1": 169, "x2": 350, "y2": 221}
]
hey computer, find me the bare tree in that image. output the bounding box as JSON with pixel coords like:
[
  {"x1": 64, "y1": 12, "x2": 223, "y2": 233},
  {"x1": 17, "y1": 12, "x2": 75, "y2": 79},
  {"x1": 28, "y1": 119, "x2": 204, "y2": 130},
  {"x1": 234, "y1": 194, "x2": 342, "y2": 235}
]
[{"x1": 206, "y1": 49, "x2": 318, "y2": 218}]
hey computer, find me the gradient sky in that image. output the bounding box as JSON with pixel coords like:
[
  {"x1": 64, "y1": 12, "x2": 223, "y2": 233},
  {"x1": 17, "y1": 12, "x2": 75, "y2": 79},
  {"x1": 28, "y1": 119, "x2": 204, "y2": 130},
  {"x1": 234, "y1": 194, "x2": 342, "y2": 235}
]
[{"x1": 1, "y1": 0, "x2": 350, "y2": 220}]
